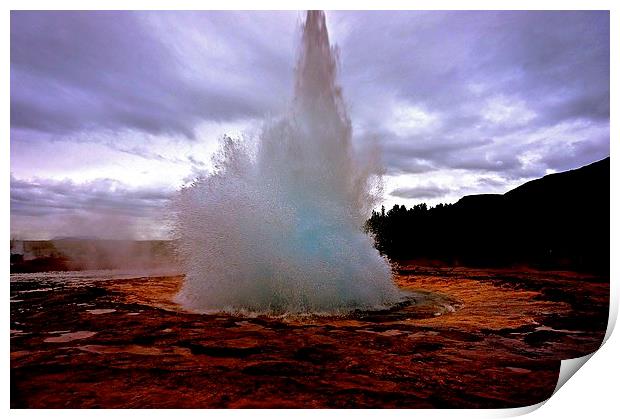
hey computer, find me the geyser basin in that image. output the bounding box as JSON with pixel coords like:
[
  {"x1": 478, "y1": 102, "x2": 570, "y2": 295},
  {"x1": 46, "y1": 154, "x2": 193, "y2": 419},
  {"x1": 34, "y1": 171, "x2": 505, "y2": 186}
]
[
  {"x1": 12, "y1": 266, "x2": 609, "y2": 408},
  {"x1": 172, "y1": 11, "x2": 404, "y2": 314}
]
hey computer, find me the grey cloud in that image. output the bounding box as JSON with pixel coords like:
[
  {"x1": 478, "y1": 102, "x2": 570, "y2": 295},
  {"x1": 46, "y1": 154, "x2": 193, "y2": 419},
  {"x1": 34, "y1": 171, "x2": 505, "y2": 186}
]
[
  {"x1": 475, "y1": 177, "x2": 508, "y2": 188},
  {"x1": 187, "y1": 155, "x2": 207, "y2": 167},
  {"x1": 10, "y1": 175, "x2": 173, "y2": 218},
  {"x1": 12, "y1": 11, "x2": 610, "y2": 146},
  {"x1": 339, "y1": 11, "x2": 609, "y2": 122},
  {"x1": 10, "y1": 175, "x2": 176, "y2": 239},
  {"x1": 10, "y1": 11, "x2": 297, "y2": 138},
  {"x1": 337, "y1": 11, "x2": 609, "y2": 180},
  {"x1": 379, "y1": 133, "x2": 493, "y2": 175},
  {"x1": 9, "y1": 11, "x2": 611, "y2": 237},
  {"x1": 391, "y1": 185, "x2": 451, "y2": 199},
  {"x1": 377, "y1": 113, "x2": 608, "y2": 180},
  {"x1": 383, "y1": 156, "x2": 437, "y2": 176},
  {"x1": 539, "y1": 134, "x2": 610, "y2": 174}
]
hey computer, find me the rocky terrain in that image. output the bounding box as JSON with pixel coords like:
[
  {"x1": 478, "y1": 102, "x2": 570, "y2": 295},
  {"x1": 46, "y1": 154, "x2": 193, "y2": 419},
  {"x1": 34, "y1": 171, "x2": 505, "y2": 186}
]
[{"x1": 10, "y1": 264, "x2": 608, "y2": 408}]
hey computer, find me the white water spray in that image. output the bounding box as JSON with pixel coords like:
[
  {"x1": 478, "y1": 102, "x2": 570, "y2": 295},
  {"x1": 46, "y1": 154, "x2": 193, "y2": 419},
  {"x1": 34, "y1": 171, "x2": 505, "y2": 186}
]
[{"x1": 173, "y1": 11, "x2": 403, "y2": 314}]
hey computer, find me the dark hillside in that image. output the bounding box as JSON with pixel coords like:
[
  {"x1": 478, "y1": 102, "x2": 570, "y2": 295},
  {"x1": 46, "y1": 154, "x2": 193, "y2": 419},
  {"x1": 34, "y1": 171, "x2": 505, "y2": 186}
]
[{"x1": 366, "y1": 158, "x2": 610, "y2": 272}]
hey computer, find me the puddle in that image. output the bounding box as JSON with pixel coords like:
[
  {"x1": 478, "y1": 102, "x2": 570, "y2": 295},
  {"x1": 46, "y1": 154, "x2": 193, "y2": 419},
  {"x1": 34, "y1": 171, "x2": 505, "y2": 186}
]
[
  {"x1": 76, "y1": 345, "x2": 163, "y2": 356},
  {"x1": 360, "y1": 329, "x2": 407, "y2": 337},
  {"x1": 11, "y1": 329, "x2": 28, "y2": 338},
  {"x1": 535, "y1": 326, "x2": 585, "y2": 334},
  {"x1": 86, "y1": 309, "x2": 116, "y2": 315},
  {"x1": 18, "y1": 288, "x2": 57, "y2": 293},
  {"x1": 44, "y1": 331, "x2": 97, "y2": 343},
  {"x1": 506, "y1": 367, "x2": 532, "y2": 374},
  {"x1": 11, "y1": 350, "x2": 31, "y2": 359}
]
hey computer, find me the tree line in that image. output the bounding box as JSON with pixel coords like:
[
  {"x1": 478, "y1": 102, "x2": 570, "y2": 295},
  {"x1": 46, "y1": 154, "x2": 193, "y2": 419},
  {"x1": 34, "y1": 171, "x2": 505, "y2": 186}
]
[{"x1": 364, "y1": 196, "x2": 608, "y2": 273}]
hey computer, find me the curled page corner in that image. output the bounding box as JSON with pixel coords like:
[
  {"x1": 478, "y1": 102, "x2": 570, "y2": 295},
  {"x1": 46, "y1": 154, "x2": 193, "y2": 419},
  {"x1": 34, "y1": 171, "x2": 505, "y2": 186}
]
[
  {"x1": 552, "y1": 301, "x2": 615, "y2": 397},
  {"x1": 508, "y1": 352, "x2": 599, "y2": 417},
  {"x1": 554, "y1": 353, "x2": 595, "y2": 395},
  {"x1": 603, "y1": 294, "x2": 618, "y2": 344},
  {"x1": 505, "y1": 400, "x2": 547, "y2": 416},
  {"x1": 549, "y1": 240, "x2": 616, "y2": 390}
]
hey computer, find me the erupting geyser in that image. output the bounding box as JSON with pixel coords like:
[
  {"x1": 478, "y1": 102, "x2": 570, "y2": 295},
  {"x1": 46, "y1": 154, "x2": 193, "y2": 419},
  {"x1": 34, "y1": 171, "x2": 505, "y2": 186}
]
[{"x1": 173, "y1": 11, "x2": 403, "y2": 314}]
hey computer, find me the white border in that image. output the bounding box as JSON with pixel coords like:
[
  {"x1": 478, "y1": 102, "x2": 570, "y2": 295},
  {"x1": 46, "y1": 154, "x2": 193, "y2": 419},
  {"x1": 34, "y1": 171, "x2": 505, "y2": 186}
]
[{"x1": 4, "y1": 2, "x2": 617, "y2": 418}]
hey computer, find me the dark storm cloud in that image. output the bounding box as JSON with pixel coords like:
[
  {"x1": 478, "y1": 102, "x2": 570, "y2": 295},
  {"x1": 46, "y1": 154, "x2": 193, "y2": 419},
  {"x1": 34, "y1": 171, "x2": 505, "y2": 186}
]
[
  {"x1": 10, "y1": 11, "x2": 295, "y2": 138},
  {"x1": 10, "y1": 11, "x2": 611, "y2": 236},
  {"x1": 11, "y1": 11, "x2": 609, "y2": 157},
  {"x1": 10, "y1": 175, "x2": 172, "y2": 218},
  {"x1": 339, "y1": 11, "x2": 609, "y2": 119},
  {"x1": 336, "y1": 11, "x2": 610, "y2": 179}
]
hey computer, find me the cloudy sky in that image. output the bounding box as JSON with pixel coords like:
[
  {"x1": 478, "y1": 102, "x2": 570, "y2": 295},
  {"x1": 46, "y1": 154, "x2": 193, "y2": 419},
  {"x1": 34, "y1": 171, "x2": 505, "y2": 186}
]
[{"x1": 10, "y1": 10, "x2": 609, "y2": 239}]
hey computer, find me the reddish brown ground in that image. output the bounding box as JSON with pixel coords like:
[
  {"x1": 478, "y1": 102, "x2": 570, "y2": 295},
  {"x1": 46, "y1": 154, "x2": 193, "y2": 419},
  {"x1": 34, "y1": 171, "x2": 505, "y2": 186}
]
[{"x1": 10, "y1": 264, "x2": 608, "y2": 408}]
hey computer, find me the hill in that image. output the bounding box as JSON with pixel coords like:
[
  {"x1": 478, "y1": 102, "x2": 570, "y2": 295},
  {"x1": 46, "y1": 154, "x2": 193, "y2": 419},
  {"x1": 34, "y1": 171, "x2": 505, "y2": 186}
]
[{"x1": 366, "y1": 157, "x2": 610, "y2": 272}]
